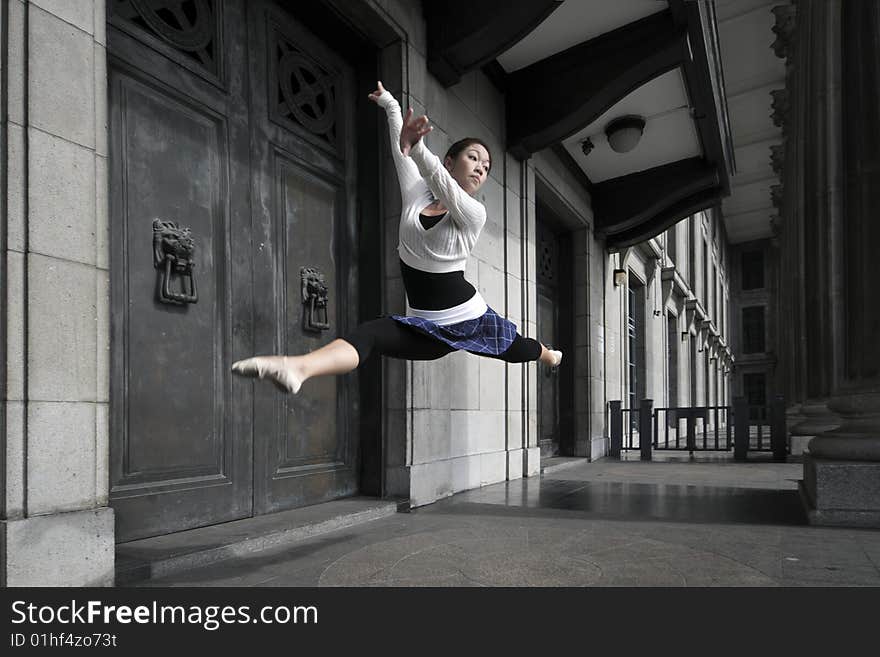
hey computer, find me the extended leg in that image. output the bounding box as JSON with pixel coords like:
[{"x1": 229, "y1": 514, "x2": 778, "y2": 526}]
[{"x1": 232, "y1": 318, "x2": 454, "y2": 394}]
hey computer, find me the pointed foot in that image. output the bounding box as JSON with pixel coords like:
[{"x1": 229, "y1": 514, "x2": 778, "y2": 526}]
[{"x1": 231, "y1": 356, "x2": 303, "y2": 394}]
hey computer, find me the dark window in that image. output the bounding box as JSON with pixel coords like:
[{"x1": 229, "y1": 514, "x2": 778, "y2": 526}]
[
  {"x1": 689, "y1": 338, "x2": 697, "y2": 406},
  {"x1": 667, "y1": 315, "x2": 678, "y2": 409},
  {"x1": 712, "y1": 263, "x2": 718, "y2": 320},
  {"x1": 742, "y1": 306, "x2": 766, "y2": 354},
  {"x1": 741, "y1": 250, "x2": 764, "y2": 290},
  {"x1": 627, "y1": 276, "x2": 646, "y2": 427},
  {"x1": 743, "y1": 372, "x2": 767, "y2": 420},
  {"x1": 688, "y1": 220, "x2": 696, "y2": 289},
  {"x1": 667, "y1": 225, "x2": 677, "y2": 262},
  {"x1": 704, "y1": 352, "x2": 710, "y2": 406},
  {"x1": 702, "y1": 240, "x2": 708, "y2": 302}
]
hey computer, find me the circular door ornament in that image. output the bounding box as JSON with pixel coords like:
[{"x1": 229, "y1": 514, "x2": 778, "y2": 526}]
[
  {"x1": 278, "y1": 51, "x2": 335, "y2": 135},
  {"x1": 129, "y1": 0, "x2": 215, "y2": 52}
]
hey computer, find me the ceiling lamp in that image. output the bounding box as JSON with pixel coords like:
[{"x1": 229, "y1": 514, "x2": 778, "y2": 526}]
[
  {"x1": 604, "y1": 115, "x2": 646, "y2": 153},
  {"x1": 580, "y1": 137, "x2": 594, "y2": 157}
]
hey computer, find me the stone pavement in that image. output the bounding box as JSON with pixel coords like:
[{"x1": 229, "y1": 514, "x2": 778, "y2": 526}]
[{"x1": 129, "y1": 455, "x2": 880, "y2": 587}]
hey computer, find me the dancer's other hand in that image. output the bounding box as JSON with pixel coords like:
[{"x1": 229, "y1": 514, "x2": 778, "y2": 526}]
[
  {"x1": 400, "y1": 107, "x2": 432, "y2": 156},
  {"x1": 367, "y1": 80, "x2": 386, "y2": 104}
]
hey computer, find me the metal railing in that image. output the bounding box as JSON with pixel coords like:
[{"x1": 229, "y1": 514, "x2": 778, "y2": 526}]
[
  {"x1": 652, "y1": 405, "x2": 732, "y2": 451},
  {"x1": 609, "y1": 396, "x2": 788, "y2": 461}
]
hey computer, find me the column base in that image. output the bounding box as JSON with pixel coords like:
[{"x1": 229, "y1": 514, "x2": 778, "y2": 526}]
[
  {"x1": 789, "y1": 399, "x2": 839, "y2": 455},
  {"x1": 799, "y1": 452, "x2": 880, "y2": 528},
  {"x1": 2, "y1": 507, "x2": 115, "y2": 586}
]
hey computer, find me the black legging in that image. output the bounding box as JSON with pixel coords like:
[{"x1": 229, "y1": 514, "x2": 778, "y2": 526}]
[{"x1": 344, "y1": 317, "x2": 542, "y2": 364}]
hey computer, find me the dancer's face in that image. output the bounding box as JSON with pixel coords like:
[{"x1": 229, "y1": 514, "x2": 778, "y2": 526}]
[{"x1": 444, "y1": 143, "x2": 491, "y2": 195}]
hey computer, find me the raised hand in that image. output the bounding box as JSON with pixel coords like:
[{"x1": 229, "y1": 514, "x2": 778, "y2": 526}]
[
  {"x1": 399, "y1": 107, "x2": 432, "y2": 156},
  {"x1": 367, "y1": 80, "x2": 386, "y2": 104}
]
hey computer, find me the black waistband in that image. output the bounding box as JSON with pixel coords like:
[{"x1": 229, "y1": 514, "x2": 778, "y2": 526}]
[{"x1": 399, "y1": 259, "x2": 476, "y2": 310}]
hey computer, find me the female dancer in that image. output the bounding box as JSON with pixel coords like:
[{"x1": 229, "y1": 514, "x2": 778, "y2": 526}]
[{"x1": 232, "y1": 82, "x2": 562, "y2": 394}]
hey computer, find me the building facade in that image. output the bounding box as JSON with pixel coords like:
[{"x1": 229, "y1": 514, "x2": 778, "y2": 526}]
[{"x1": 1, "y1": 0, "x2": 739, "y2": 585}]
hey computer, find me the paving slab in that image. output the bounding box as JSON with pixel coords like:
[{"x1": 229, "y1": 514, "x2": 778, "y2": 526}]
[{"x1": 126, "y1": 457, "x2": 880, "y2": 587}]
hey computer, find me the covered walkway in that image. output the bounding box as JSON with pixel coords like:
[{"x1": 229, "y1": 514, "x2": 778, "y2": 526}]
[{"x1": 129, "y1": 457, "x2": 880, "y2": 587}]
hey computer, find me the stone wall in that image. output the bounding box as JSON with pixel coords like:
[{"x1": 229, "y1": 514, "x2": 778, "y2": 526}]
[{"x1": 1, "y1": 0, "x2": 113, "y2": 586}]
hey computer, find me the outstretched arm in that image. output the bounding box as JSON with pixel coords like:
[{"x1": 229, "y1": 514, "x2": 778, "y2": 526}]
[{"x1": 368, "y1": 82, "x2": 425, "y2": 205}]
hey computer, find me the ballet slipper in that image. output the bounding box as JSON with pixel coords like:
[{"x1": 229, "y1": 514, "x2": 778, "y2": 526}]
[
  {"x1": 548, "y1": 349, "x2": 563, "y2": 368},
  {"x1": 231, "y1": 356, "x2": 303, "y2": 395}
]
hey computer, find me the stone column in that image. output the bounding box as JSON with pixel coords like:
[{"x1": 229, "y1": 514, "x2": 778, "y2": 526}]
[
  {"x1": 1, "y1": 1, "x2": 114, "y2": 585},
  {"x1": 786, "y1": 0, "x2": 843, "y2": 450},
  {"x1": 803, "y1": 0, "x2": 880, "y2": 526},
  {"x1": 771, "y1": 2, "x2": 806, "y2": 416}
]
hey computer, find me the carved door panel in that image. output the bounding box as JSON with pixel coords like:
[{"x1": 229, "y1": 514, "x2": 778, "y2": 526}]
[
  {"x1": 247, "y1": 0, "x2": 360, "y2": 514},
  {"x1": 108, "y1": 0, "x2": 254, "y2": 541},
  {"x1": 537, "y1": 221, "x2": 560, "y2": 458}
]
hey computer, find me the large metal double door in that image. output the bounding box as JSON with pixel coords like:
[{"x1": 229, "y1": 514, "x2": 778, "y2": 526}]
[{"x1": 108, "y1": 0, "x2": 360, "y2": 541}]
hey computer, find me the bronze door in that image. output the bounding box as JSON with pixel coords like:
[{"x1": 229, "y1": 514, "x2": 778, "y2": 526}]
[
  {"x1": 108, "y1": 0, "x2": 254, "y2": 541},
  {"x1": 247, "y1": 0, "x2": 360, "y2": 514},
  {"x1": 537, "y1": 220, "x2": 560, "y2": 457},
  {"x1": 109, "y1": 0, "x2": 360, "y2": 540}
]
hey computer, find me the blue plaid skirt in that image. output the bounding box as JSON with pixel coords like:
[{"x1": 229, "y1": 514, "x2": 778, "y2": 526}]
[{"x1": 391, "y1": 306, "x2": 517, "y2": 355}]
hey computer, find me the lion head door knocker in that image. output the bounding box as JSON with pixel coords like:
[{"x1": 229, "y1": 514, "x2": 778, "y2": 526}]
[
  {"x1": 152, "y1": 219, "x2": 198, "y2": 305},
  {"x1": 300, "y1": 267, "x2": 330, "y2": 332}
]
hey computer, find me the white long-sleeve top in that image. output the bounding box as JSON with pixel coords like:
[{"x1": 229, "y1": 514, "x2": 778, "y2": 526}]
[{"x1": 377, "y1": 90, "x2": 487, "y2": 275}]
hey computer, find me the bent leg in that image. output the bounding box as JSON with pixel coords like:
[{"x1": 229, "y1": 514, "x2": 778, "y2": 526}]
[{"x1": 469, "y1": 333, "x2": 561, "y2": 366}]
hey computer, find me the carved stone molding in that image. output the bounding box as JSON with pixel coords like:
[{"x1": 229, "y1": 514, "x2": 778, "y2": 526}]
[
  {"x1": 771, "y1": 4, "x2": 796, "y2": 60},
  {"x1": 770, "y1": 143, "x2": 785, "y2": 175},
  {"x1": 770, "y1": 88, "x2": 790, "y2": 129},
  {"x1": 770, "y1": 183, "x2": 783, "y2": 211}
]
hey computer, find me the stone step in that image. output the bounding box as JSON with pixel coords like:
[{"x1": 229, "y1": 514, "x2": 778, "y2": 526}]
[
  {"x1": 115, "y1": 496, "x2": 403, "y2": 585},
  {"x1": 541, "y1": 456, "x2": 586, "y2": 474}
]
